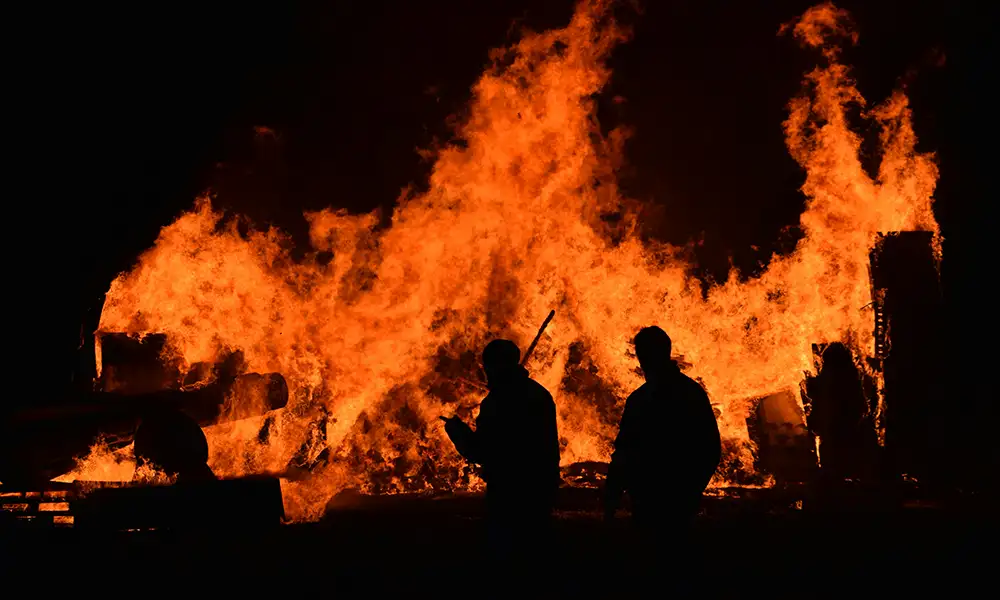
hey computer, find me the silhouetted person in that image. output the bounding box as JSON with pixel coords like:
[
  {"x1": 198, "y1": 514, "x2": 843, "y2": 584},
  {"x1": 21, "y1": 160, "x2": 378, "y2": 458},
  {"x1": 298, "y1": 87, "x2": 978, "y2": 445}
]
[
  {"x1": 134, "y1": 409, "x2": 216, "y2": 483},
  {"x1": 805, "y1": 343, "x2": 878, "y2": 483},
  {"x1": 442, "y1": 339, "x2": 560, "y2": 582},
  {"x1": 603, "y1": 326, "x2": 721, "y2": 587}
]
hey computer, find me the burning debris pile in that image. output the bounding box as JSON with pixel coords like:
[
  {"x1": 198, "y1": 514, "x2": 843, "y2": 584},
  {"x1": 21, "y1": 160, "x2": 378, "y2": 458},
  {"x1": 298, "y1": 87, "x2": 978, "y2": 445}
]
[
  {"x1": 58, "y1": 1, "x2": 939, "y2": 521},
  {"x1": 0, "y1": 332, "x2": 288, "y2": 487}
]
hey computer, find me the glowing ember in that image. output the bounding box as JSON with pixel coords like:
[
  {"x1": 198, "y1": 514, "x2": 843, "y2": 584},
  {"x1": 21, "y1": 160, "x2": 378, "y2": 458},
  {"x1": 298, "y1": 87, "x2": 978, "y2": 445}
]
[{"x1": 65, "y1": 1, "x2": 938, "y2": 521}]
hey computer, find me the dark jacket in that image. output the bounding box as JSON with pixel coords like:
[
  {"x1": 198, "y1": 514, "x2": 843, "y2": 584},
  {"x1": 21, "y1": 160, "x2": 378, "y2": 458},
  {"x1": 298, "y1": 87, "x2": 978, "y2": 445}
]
[
  {"x1": 447, "y1": 365, "x2": 560, "y2": 511},
  {"x1": 605, "y1": 363, "x2": 721, "y2": 516}
]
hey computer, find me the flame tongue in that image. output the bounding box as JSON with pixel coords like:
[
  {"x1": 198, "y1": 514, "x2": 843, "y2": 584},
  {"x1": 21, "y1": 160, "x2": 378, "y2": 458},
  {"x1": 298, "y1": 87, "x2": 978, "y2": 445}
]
[{"x1": 77, "y1": 1, "x2": 940, "y2": 521}]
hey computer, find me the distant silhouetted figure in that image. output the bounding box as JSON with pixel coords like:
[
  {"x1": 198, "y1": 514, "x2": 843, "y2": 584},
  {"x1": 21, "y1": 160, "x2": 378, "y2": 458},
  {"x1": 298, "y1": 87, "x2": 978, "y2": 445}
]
[
  {"x1": 443, "y1": 339, "x2": 560, "y2": 582},
  {"x1": 134, "y1": 409, "x2": 216, "y2": 483},
  {"x1": 805, "y1": 343, "x2": 878, "y2": 483},
  {"x1": 604, "y1": 326, "x2": 721, "y2": 587}
]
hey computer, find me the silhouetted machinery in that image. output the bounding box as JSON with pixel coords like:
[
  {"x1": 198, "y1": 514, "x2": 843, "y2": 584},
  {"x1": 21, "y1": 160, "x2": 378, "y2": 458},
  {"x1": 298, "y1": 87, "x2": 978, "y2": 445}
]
[{"x1": 0, "y1": 332, "x2": 288, "y2": 530}]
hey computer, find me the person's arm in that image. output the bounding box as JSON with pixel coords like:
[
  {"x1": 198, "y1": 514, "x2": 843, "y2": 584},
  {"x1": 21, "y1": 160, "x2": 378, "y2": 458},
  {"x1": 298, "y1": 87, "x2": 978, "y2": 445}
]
[
  {"x1": 445, "y1": 397, "x2": 491, "y2": 464},
  {"x1": 694, "y1": 385, "x2": 722, "y2": 484},
  {"x1": 547, "y1": 394, "x2": 561, "y2": 486},
  {"x1": 603, "y1": 395, "x2": 636, "y2": 520},
  {"x1": 444, "y1": 417, "x2": 479, "y2": 462}
]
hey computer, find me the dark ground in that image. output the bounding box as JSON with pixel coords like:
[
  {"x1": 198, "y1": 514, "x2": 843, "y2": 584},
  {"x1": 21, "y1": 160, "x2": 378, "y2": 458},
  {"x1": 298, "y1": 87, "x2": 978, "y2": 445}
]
[{"x1": 1, "y1": 486, "x2": 993, "y2": 595}]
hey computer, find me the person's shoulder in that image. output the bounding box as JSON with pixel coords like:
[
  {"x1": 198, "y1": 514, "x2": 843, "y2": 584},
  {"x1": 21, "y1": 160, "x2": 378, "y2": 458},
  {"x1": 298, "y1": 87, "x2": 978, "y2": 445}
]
[
  {"x1": 625, "y1": 382, "x2": 651, "y2": 403},
  {"x1": 678, "y1": 372, "x2": 709, "y2": 397},
  {"x1": 678, "y1": 371, "x2": 703, "y2": 387},
  {"x1": 527, "y1": 377, "x2": 555, "y2": 401},
  {"x1": 527, "y1": 376, "x2": 552, "y2": 396}
]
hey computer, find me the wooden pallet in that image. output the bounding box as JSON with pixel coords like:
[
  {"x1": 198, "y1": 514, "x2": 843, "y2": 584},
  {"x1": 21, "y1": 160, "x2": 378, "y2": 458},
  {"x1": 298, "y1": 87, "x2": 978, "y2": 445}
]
[
  {"x1": 1, "y1": 477, "x2": 283, "y2": 532},
  {"x1": 0, "y1": 483, "x2": 77, "y2": 528}
]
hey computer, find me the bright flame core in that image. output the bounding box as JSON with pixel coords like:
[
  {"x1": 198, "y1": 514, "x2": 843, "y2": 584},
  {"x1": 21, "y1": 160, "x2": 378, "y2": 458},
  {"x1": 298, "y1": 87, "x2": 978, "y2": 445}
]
[{"x1": 76, "y1": 1, "x2": 937, "y2": 521}]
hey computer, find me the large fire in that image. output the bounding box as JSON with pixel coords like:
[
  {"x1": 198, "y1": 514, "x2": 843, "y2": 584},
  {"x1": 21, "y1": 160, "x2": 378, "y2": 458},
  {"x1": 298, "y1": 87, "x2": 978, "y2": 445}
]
[{"x1": 65, "y1": 1, "x2": 938, "y2": 521}]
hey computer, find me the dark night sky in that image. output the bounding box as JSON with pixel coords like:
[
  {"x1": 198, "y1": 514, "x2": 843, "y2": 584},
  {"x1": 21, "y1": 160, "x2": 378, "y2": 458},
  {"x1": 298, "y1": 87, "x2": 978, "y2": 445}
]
[{"x1": 8, "y1": 1, "x2": 990, "y2": 404}]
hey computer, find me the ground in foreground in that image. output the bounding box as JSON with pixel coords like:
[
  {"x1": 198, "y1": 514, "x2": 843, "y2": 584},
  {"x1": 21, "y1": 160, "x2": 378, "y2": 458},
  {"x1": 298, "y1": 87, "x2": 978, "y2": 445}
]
[{"x1": 1, "y1": 486, "x2": 992, "y2": 596}]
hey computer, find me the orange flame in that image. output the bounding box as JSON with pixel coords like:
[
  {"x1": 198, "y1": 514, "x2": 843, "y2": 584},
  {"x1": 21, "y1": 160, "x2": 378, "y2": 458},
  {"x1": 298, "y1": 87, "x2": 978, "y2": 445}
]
[{"x1": 67, "y1": 1, "x2": 938, "y2": 521}]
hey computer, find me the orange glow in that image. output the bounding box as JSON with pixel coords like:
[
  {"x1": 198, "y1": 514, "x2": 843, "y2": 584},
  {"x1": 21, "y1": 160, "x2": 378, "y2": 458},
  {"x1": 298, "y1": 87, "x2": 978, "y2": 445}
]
[{"x1": 64, "y1": 1, "x2": 938, "y2": 521}]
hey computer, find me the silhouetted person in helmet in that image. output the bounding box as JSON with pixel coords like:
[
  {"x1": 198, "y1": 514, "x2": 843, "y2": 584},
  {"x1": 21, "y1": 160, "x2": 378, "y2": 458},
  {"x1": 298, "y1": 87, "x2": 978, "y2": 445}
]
[
  {"x1": 442, "y1": 339, "x2": 560, "y2": 583},
  {"x1": 603, "y1": 326, "x2": 721, "y2": 588}
]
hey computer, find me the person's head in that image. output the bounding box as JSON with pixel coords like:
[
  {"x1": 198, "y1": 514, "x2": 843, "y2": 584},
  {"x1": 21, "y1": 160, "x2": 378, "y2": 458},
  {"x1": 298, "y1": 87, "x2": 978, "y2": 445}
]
[
  {"x1": 633, "y1": 326, "x2": 673, "y2": 380},
  {"x1": 820, "y1": 342, "x2": 855, "y2": 374},
  {"x1": 482, "y1": 339, "x2": 521, "y2": 387}
]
